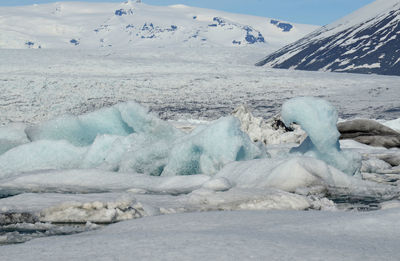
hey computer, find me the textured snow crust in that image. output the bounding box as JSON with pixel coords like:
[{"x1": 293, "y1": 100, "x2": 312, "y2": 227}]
[
  {"x1": 1, "y1": 48, "x2": 399, "y2": 126},
  {"x1": 2, "y1": 209, "x2": 400, "y2": 261}
]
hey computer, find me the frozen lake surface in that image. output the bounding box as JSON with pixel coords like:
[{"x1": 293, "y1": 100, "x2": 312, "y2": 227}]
[{"x1": 1, "y1": 47, "x2": 399, "y2": 125}]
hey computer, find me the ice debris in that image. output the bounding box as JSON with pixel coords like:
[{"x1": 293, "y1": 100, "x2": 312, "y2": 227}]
[
  {"x1": 215, "y1": 156, "x2": 398, "y2": 202},
  {"x1": 338, "y1": 119, "x2": 400, "y2": 148},
  {"x1": 281, "y1": 97, "x2": 361, "y2": 175},
  {"x1": 232, "y1": 104, "x2": 306, "y2": 145},
  {"x1": 0, "y1": 102, "x2": 266, "y2": 178},
  {"x1": 0, "y1": 123, "x2": 30, "y2": 156}
]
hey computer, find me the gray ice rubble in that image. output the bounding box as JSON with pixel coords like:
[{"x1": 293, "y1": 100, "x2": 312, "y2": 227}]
[
  {"x1": 232, "y1": 104, "x2": 306, "y2": 145},
  {"x1": 338, "y1": 119, "x2": 400, "y2": 149}
]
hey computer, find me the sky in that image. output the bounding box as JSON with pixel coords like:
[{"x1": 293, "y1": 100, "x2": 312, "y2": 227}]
[{"x1": 0, "y1": 0, "x2": 376, "y2": 25}]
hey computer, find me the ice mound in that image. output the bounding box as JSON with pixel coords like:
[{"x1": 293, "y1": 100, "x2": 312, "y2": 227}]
[
  {"x1": 361, "y1": 158, "x2": 392, "y2": 173},
  {"x1": 40, "y1": 195, "x2": 142, "y2": 223},
  {"x1": 0, "y1": 193, "x2": 144, "y2": 224},
  {"x1": 232, "y1": 105, "x2": 306, "y2": 145},
  {"x1": 162, "y1": 116, "x2": 267, "y2": 176},
  {"x1": 0, "y1": 169, "x2": 211, "y2": 195},
  {"x1": 281, "y1": 97, "x2": 361, "y2": 175},
  {"x1": 187, "y1": 188, "x2": 312, "y2": 211},
  {"x1": 215, "y1": 156, "x2": 398, "y2": 201},
  {"x1": 0, "y1": 102, "x2": 265, "y2": 177},
  {"x1": 0, "y1": 140, "x2": 86, "y2": 178},
  {"x1": 215, "y1": 156, "x2": 352, "y2": 192},
  {"x1": 25, "y1": 102, "x2": 180, "y2": 147},
  {"x1": 0, "y1": 123, "x2": 29, "y2": 155}
]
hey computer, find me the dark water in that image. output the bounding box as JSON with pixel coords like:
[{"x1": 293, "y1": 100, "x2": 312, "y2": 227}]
[{"x1": 329, "y1": 195, "x2": 382, "y2": 211}]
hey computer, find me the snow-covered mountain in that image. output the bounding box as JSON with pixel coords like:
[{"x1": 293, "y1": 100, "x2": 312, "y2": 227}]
[
  {"x1": 0, "y1": 1, "x2": 318, "y2": 50},
  {"x1": 256, "y1": 0, "x2": 400, "y2": 76}
]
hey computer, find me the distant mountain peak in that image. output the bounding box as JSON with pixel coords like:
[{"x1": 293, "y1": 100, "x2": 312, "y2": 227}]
[{"x1": 0, "y1": 2, "x2": 318, "y2": 50}]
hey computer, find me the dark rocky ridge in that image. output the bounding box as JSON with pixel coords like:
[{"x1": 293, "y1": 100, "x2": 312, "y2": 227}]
[{"x1": 256, "y1": 1, "x2": 400, "y2": 76}]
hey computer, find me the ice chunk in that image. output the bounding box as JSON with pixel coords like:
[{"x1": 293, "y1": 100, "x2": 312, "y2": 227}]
[
  {"x1": 216, "y1": 156, "x2": 398, "y2": 201},
  {"x1": 118, "y1": 133, "x2": 172, "y2": 176},
  {"x1": 215, "y1": 157, "x2": 349, "y2": 191},
  {"x1": 232, "y1": 105, "x2": 306, "y2": 145},
  {"x1": 361, "y1": 158, "x2": 392, "y2": 173},
  {"x1": 0, "y1": 193, "x2": 142, "y2": 224},
  {"x1": 117, "y1": 102, "x2": 181, "y2": 139},
  {"x1": 1, "y1": 103, "x2": 264, "y2": 177},
  {"x1": 0, "y1": 140, "x2": 86, "y2": 178},
  {"x1": 25, "y1": 107, "x2": 133, "y2": 146},
  {"x1": 0, "y1": 169, "x2": 210, "y2": 195},
  {"x1": 25, "y1": 102, "x2": 181, "y2": 147},
  {"x1": 201, "y1": 177, "x2": 232, "y2": 192},
  {"x1": 40, "y1": 196, "x2": 141, "y2": 223},
  {"x1": 187, "y1": 188, "x2": 311, "y2": 211},
  {"x1": 162, "y1": 116, "x2": 267, "y2": 176},
  {"x1": 282, "y1": 97, "x2": 361, "y2": 175},
  {"x1": 0, "y1": 123, "x2": 30, "y2": 155}
]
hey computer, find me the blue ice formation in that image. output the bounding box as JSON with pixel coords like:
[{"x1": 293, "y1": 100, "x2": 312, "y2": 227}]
[
  {"x1": 0, "y1": 123, "x2": 30, "y2": 156},
  {"x1": 1, "y1": 102, "x2": 266, "y2": 178},
  {"x1": 162, "y1": 117, "x2": 266, "y2": 176},
  {"x1": 26, "y1": 102, "x2": 179, "y2": 146},
  {"x1": 281, "y1": 97, "x2": 361, "y2": 175}
]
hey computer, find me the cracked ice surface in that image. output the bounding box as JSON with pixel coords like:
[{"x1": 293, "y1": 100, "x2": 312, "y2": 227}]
[{"x1": 0, "y1": 47, "x2": 399, "y2": 125}]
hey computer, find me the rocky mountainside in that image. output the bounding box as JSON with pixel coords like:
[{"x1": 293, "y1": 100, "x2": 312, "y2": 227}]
[{"x1": 256, "y1": 0, "x2": 400, "y2": 76}]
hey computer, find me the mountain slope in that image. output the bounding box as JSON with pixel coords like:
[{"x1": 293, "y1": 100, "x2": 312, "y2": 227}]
[
  {"x1": 256, "y1": 0, "x2": 400, "y2": 76},
  {"x1": 0, "y1": 1, "x2": 318, "y2": 50}
]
